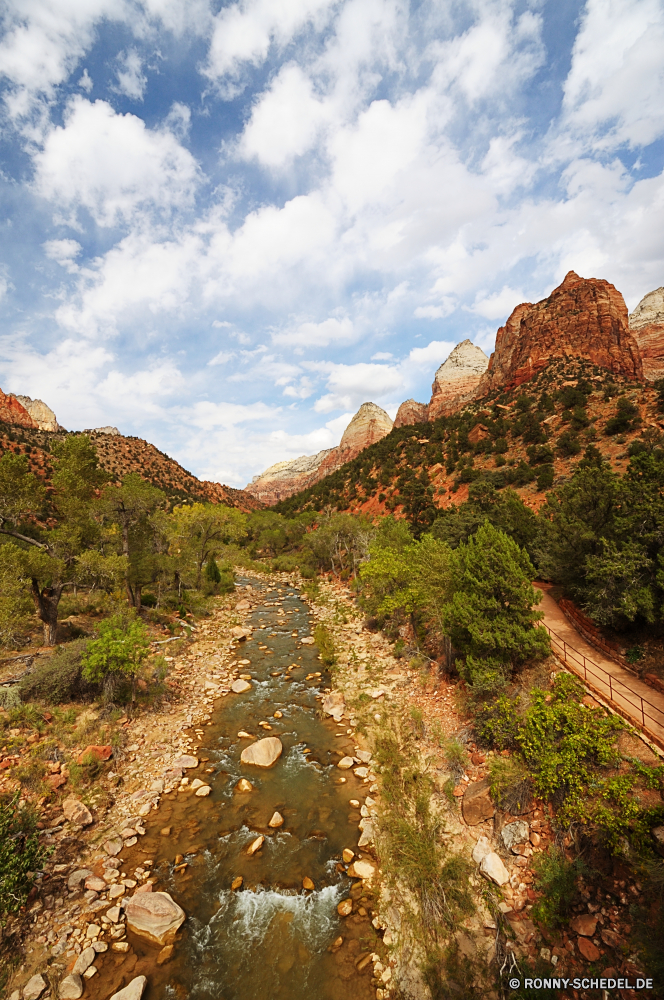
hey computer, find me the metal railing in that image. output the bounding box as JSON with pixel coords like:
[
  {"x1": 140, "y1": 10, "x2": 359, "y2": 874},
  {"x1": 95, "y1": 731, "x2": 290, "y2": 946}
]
[{"x1": 542, "y1": 622, "x2": 664, "y2": 749}]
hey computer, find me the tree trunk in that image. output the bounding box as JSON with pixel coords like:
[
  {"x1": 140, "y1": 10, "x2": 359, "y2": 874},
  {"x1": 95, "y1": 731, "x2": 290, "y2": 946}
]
[{"x1": 30, "y1": 579, "x2": 63, "y2": 646}]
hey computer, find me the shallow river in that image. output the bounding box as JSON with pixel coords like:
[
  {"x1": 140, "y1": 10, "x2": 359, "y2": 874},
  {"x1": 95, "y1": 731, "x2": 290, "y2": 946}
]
[{"x1": 105, "y1": 579, "x2": 380, "y2": 1000}]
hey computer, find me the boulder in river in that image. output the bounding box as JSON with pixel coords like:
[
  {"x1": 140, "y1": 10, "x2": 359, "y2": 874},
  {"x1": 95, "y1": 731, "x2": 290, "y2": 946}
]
[
  {"x1": 172, "y1": 755, "x2": 199, "y2": 769},
  {"x1": 342, "y1": 848, "x2": 354, "y2": 863},
  {"x1": 235, "y1": 778, "x2": 254, "y2": 792},
  {"x1": 302, "y1": 877, "x2": 314, "y2": 890},
  {"x1": 247, "y1": 835, "x2": 264, "y2": 855},
  {"x1": 337, "y1": 757, "x2": 354, "y2": 769},
  {"x1": 337, "y1": 899, "x2": 353, "y2": 916},
  {"x1": 321, "y1": 691, "x2": 345, "y2": 722},
  {"x1": 268, "y1": 811, "x2": 284, "y2": 827},
  {"x1": 124, "y1": 891, "x2": 186, "y2": 946},
  {"x1": 347, "y1": 860, "x2": 376, "y2": 880},
  {"x1": 231, "y1": 679, "x2": 252, "y2": 694},
  {"x1": 109, "y1": 977, "x2": 148, "y2": 1000},
  {"x1": 240, "y1": 737, "x2": 283, "y2": 768}
]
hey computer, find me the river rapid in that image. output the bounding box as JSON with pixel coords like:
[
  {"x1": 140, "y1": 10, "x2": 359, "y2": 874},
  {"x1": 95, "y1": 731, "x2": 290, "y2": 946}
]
[{"x1": 104, "y1": 578, "x2": 380, "y2": 1000}]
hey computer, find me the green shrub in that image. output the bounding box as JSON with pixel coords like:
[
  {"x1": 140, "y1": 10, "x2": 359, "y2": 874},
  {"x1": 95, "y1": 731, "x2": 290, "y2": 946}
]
[
  {"x1": 18, "y1": 640, "x2": 97, "y2": 704},
  {"x1": 0, "y1": 792, "x2": 50, "y2": 920},
  {"x1": 488, "y1": 755, "x2": 533, "y2": 814},
  {"x1": 140, "y1": 592, "x2": 157, "y2": 607},
  {"x1": 536, "y1": 465, "x2": 554, "y2": 491},
  {"x1": 531, "y1": 847, "x2": 585, "y2": 928},
  {"x1": 82, "y1": 611, "x2": 150, "y2": 703},
  {"x1": 0, "y1": 687, "x2": 20, "y2": 710},
  {"x1": 557, "y1": 429, "x2": 581, "y2": 456},
  {"x1": 313, "y1": 624, "x2": 336, "y2": 667}
]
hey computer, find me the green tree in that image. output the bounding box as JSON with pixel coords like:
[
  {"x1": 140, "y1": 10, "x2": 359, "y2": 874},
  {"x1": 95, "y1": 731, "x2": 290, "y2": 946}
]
[
  {"x1": 165, "y1": 502, "x2": 246, "y2": 589},
  {"x1": 101, "y1": 473, "x2": 166, "y2": 608},
  {"x1": 0, "y1": 792, "x2": 50, "y2": 919},
  {"x1": 442, "y1": 522, "x2": 549, "y2": 690},
  {"x1": 82, "y1": 611, "x2": 150, "y2": 703}
]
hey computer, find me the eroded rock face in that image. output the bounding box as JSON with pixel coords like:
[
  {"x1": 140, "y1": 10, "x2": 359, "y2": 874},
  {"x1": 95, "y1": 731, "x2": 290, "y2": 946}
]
[
  {"x1": 245, "y1": 402, "x2": 393, "y2": 505},
  {"x1": 0, "y1": 388, "x2": 38, "y2": 429},
  {"x1": 124, "y1": 891, "x2": 185, "y2": 945},
  {"x1": 478, "y1": 271, "x2": 643, "y2": 396},
  {"x1": 629, "y1": 286, "x2": 664, "y2": 381},
  {"x1": 12, "y1": 394, "x2": 61, "y2": 431},
  {"x1": 394, "y1": 398, "x2": 429, "y2": 428},
  {"x1": 428, "y1": 340, "x2": 489, "y2": 420}
]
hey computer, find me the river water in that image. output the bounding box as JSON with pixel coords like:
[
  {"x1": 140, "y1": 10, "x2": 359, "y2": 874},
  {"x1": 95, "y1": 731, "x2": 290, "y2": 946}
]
[{"x1": 107, "y1": 579, "x2": 380, "y2": 1000}]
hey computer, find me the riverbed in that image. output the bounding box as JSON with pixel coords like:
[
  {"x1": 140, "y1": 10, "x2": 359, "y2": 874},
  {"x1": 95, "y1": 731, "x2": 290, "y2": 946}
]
[{"x1": 94, "y1": 578, "x2": 380, "y2": 1000}]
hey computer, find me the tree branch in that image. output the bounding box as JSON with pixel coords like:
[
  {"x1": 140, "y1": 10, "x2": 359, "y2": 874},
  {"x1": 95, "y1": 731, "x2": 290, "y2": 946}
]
[{"x1": 0, "y1": 527, "x2": 48, "y2": 550}]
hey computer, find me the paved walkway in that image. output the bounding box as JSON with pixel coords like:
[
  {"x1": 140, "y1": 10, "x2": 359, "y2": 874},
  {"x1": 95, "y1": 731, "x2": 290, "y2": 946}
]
[{"x1": 534, "y1": 585, "x2": 664, "y2": 750}]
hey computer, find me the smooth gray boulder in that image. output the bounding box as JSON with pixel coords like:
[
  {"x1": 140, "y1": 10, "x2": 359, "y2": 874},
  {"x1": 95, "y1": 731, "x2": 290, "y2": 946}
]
[
  {"x1": 73, "y1": 946, "x2": 95, "y2": 975},
  {"x1": 501, "y1": 820, "x2": 529, "y2": 851},
  {"x1": 240, "y1": 737, "x2": 283, "y2": 768},
  {"x1": 22, "y1": 975, "x2": 47, "y2": 1000},
  {"x1": 124, "y1": 891, "x2": 185, "y2": 945},
  {"x1": 58, "y1": 974, "x2": 83, "y2": 999},
  {"x1": 480, "y1": 852, "x2": 510, "y2": 886}
]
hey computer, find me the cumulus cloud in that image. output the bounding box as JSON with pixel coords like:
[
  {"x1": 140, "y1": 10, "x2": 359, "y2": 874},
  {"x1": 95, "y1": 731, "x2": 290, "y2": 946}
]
[
  {"x1": 32, "y1": 97, "x2": 200, "y2": 227},
  {"x1": 271, "y1": 314, "x2": 355, "y2": 348}
]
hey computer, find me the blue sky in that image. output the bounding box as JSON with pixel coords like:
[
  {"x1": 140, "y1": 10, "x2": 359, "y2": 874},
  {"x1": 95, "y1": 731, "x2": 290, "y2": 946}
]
[{"x1": 1, "y1": 0, "x2": 663, "y2": 488}]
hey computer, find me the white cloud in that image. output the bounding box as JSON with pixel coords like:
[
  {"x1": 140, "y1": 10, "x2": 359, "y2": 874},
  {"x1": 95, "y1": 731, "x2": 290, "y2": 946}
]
[
  {"x1": 78, "y1": 68, "x2": 93, "y2": 92},
  {"x1": 561, "y1": 0, "x2": 664, "y2": 150},
  {"x1": 207, "y1": 350, "x2": 235, "y2": 366},
  {"x1": 114, "y1": 48, "x2": 147, "y2": 101},
  {"x1": 371, "y1": 351, "x2": 392, "y2": 360},
  {"x1": 43, "y1": 238, "x2": 82, "y2": 272},
  {"x1": 33, "y1": 97, "x2": 200, "y2": 227},
  {"x1": 313, "y1": 360, "x2": 404, "y2": 412},
  {"x1": 406, "y1": 340, "x2": 456, "y2": 368},
  {"x1": 414, "y1": 302, "x2": 455, "y2": 319},
  {"x1": 471, "y1": 285, "x2": 525, "y2": 320},
  {"x1": 238, "y1": 63, "x2": 330, "y2": 167},
  {"x1": 272, "y1": 314, "x2": 355, "y2": 348}
]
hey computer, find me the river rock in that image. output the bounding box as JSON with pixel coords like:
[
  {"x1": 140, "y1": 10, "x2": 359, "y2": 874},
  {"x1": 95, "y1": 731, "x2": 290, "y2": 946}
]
[
  {"x1": 337, "y1": 899, "x2": 353, "y2": 916},
  {"x1": 471, "y1": 836, "x2": 492, "y2": 863},
  {"x1": 109, "y1": 976, "x2": 148, "y2": 1000},
  {"x1": 157, "y1": 945, "x2": 174, "y2": 965},
  {"x1": 195, "y1": 785, "x2": 211, "y2": 796},
  {"x1": 480, "y1": 852, "x2": 509, "y2": 886},
  {"x1": 347, "y1": 860, "x2": 376, "y2": 880},
  {"x1": 62, "y1": 796, "x2": 93, "y2": 826},
  {"x1": 231, "y1": 679, "x2": 252, "y2": 694},
  {"x1": 268, "y1": 811, "x2": 284, "y2": 827},
  {"x1": 302, "y1": 877, "x2": 315, "y2": 890},
  {"x1": 300, "y1": 637, "x2": 315, "y2": 644},
  {"x1": 104, "y1": 836, "x2": 123, "y2": 856},
  {"x1": 571, "y1": 914, "x2": 598, "y2": 937},
  {"x1": 124, "y1": 891, "x2": 185, "y2": 946},
  {"x1": 172, "y1": 755, "x2": 199, "y2": 769},
  {"x1": 22, "y1": 975, "x2": 47, "y2": 1000},
  {"x1": 321, "y1": 691, "x2": 346, "y2": 722},
  {"x1": 501, "y1": 820, "x2": 529, "y2": 851},
  {"x1": 461, "y1": 779, "x2": 495, "y2": 825},
  {"x1": 235, "y1": 779, "x2": 254, "y2": 792},
  {"x1": 84, "y1": 876, "x2": 106, "y2": 892},
  {"x1": 247, "y1": 835, "x2": 264, "y2": 855},
  {"x1": 190, "y1": 778, "x2": 204, "y2": 789},
  {"x1": 240, "y1": 737, "x2": 283, "y2": 768},
  {"x1": 238, "y1": 730, "x2": 254, "y2": 738},
  {"x1": 231, "y1": 876, "x2": 243, "y2": 890},
  {"x1": 342, "y1": 848, "x2": 354, "y2": 863},
  {"x1": 356, "y1": 750, "x2": 372, "y2": 763},
  {"x1": 67, "y1": 869, "x2": 93, "y2": 890},
  {"x1": 58, "y1": 975, "x2": 83, "y2": 1000},
  {"x1": 108, "y1": 884, "x2": 126, "y2": 899},
  {"x1": 106, "y1": 906, "x2": 121, "y2": 922},
  {"x1": 337, "y1": 757, "x2": 354, "y2": 769},
  {"x1": 73, "y1": 946, "x2": 96, "y2": 974},
  {"x1": 354, "y1": 766, "x2": 369, "y2": 778}
]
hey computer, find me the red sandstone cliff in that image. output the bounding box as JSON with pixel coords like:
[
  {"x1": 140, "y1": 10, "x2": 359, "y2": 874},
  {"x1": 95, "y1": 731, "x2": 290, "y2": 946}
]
[
  {"x1": 394, "y1": 399, "x2": 429, "y2": 428},
  {"x1": 0, "y1": 387, "x2": 39, "y2": 429},
  {"x1": 478, "y1": 271, "x2": 643, "y2": 396},
  {"x1": 629, "y1": 286, "x2": 664, "y2": 382},
  {"x1": 246, "y1": 402, "x2": 393, "y2": 505}
]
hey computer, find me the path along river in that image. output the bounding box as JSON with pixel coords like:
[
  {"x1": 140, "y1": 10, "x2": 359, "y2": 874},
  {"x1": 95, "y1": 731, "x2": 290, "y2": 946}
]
[{"x1": 96, "y1": 578, "x2": 381, "y2": 1000}]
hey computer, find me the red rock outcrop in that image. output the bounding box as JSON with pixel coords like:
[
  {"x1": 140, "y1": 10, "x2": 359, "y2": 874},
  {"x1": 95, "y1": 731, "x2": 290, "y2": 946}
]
[
  {"x1": 394, "y1": 399, "x2": 429, "y2": 427},
  {"x1": 0, "y1": 387, "x2": 39, "y2": 428},
  {"x1": 246, "y1": 402, "x2": 393, "y2": 505},
  {"x1": 428, "y1": 340, "x2": 489, "y2": 420},
  {"x1": 629, "y1": 286, "x2": 664, "y2": 381},
  {"x1": 478, "y1": 271, "x2": 643, "y2": 396}
]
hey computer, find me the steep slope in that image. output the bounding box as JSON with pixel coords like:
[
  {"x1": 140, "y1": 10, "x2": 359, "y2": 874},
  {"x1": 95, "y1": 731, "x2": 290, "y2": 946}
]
[
  {"x1": 246, "y1": 401, "x2": 393, "y2": 504},
  {"x1": 0, "y1": 388, "x2": 38, "y2": 429},
  {"x1": 11, "y1": 394, "x2": 62, "y2": 431},
  {"x1": 478, "y1": 271, "x2": 642, "y2": 395},
  {"x1": 630, "y1": 286, "x2": 664, "y2": 381},
  {"x1": 0, "y1": 421, "x2": 260, "y2": 512}
]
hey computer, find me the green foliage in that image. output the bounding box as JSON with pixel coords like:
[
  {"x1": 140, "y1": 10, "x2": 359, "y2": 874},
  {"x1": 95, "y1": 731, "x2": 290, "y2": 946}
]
[
  {"x1": 82, "y1": 611, "x2": 150, "y2": 701},
  {"x1": 605, "y1": 396, "x2": 639, "y2": 436},
  {"x1": 441, "y1": 522, "x2": 549, "y2": 688},
  {"x1": 0, "y1": 687, "x2": 20, "y2": 710},
  {"x1": 488, "y1": 755, "x2": 532, "y2": 814},
  {"x1": 18, "y1": 639, "x2": 97, "y2": 704},
  {"x1": 313, "y1": 624, "x2": 336, "y2": 667},
  {"x1": 0, "y1": 542, "x2": 35, "y2": 647},
  {"x1": 557, "y1": 429, "x2": 581, "y2": 456},
  {"x1": 530, "y1": 848, "x2": 586, "y2": 928},
  {"x1": 0, "y1": 792, "x2": 50, "y2": 920}
]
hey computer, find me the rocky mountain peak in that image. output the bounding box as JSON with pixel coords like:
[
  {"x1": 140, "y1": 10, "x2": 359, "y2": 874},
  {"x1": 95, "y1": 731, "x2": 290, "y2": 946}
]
[
  {"x1": 0, "y1": 387, "x2": 39, "y2": 429},
  {"x1": 434, "y1": 339, "x2": 490, "y2": 382},
  {"x1": 478, "y1": 271, "x2": 642, "y2": 395},
  {"x1": 428, "y1": 340, "x2": 489, "y2": 420},
  {"x1": 13, "y1": 394, "x2": 62, "y2": 432},
  {"x1": 629, "y1": 286, "x2": 664, "y2": 381},
  {"x1": 338, "y1": 401, "x2": 393, "y2": 453}
]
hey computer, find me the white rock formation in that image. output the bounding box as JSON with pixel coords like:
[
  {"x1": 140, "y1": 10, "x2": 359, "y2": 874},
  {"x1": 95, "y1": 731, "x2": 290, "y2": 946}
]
[
  {"x1": 240, "y1": 736, "x2": 283, "y2": 767},
  {"x1": 428, "y1": 340, "x2": 490, "y2": 420},
  {"x1": 12, "y1": 395, "x2": 61, "y2": 431},
  {"x1": 629, "y1": 287, "x2": 664, "y2": 329}
]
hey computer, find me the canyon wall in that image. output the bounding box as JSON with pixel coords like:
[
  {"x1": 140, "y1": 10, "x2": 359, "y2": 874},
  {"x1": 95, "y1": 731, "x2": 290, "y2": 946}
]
[
  {"x1": 428, "y1": 339, "x2": 489, "y2": 420},
  {"x1": 629, "y1": 286, "x2": 664, "y2": 382},
  {"x1": 478, "y1": 271, "x2": 643, "y2": 396},
  {"x1": 0, "y1": 388, "x2": 39, "y2": 429},
  {"x1": 246, "y1": 402, "x2": 393, "y2": 504}
]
